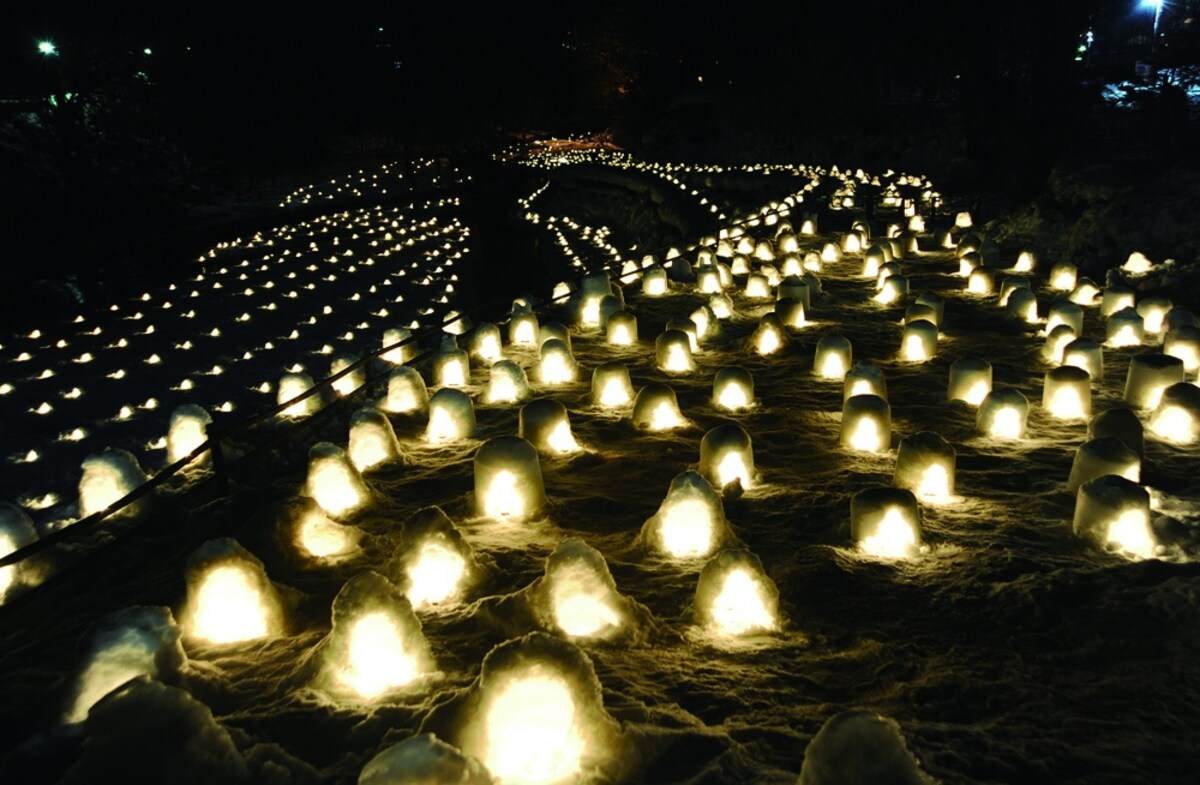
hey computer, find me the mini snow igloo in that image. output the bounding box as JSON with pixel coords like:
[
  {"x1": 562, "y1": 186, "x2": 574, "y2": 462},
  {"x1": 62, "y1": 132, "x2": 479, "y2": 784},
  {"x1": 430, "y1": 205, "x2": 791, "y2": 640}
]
[
  {"x1": 815, "y1": 334, "x2": 853, "y2": 380},
  {"x1": 348, "y1": 407, "x2": 402, "y2": 472},
  {"x1": 710, "y1": 292, "x2": 736, "y2": 320},
  {"x1": 384, "y1": 366, "x2": 429, "y2": 414},
  {"x1": 915, "y1": 292, "x2": 945, "y2": 327},
  {"x1": 1070, "y1": 278, "x2": 1101, "y2": 306},
  {"x1": 591, "y1": 362, "x2": 634, "y2": 409},
  {"x1": 775, "y1": 298, "x2": 808, "y2": 329},
  {"x1": 606, "y1": 311, "x2": 638, "y2": 346},
  {"x1": 538, "y1": 338, "x2": 578, "y2": 385},
  {"x1": 821, "y1": 242, "x2": 841, "y2": 263},
  {"x1": 1166, "y1": 307, "x2": 1197, "y2": 333},
  {"x1": 79, "y1": 448, "x2": 149, "y2": 519},
  {"x1": 713, "y1": 366, "x2": 755, "y2": 411},
  {"x1": 1106, "y1": 307, "x2": 1145, "y2": 348},
  {"x1": 1090, "y1": 408, "x2": 1144, "y2": 457},
  {"x1": 632, "y1": 383, "x2": 686, "y2": 431},
  {"x1": 1062, "y1": 338, "x2": 1104, "y2": 381},
  {"x1": 694, "y1": 549, "x2": 780, "y2": 637},
  {"x1": 596, "y1": 295, "x2": 624, "y2": 331},
  {"x1": 1164, "y1": 326, "x2": 1200, "y2": 372},
  {"x1": 307, "y1": 442, "x2": 371, "y2": 518},
  {"x1": 1006, "y1": 288, "x2": 1041, "y2": 324},
  {"x1": 750, "y1": 314, "x2": 786, "y2": 356},
  {"x1": 696, "y1": 266, "x2": 723, "y2": 294},
  {"x1": 330, "y1": 355, "x2": 365, "y2": 396},
  {"x1": 64, "y1": 606, "x2": 185, "y2": 723},
  {"x1": 977, "y1": 388, "x2": 1030, "y2": 439},
  {"x1": 947, "y1": 357, "x2": 992, "y2": 406},
  {"x1": 485, "y1": 360, "x2": 532, "y2": 405},
  {"x1": 639, "y1": 471, "x2": 732, "y2": 560},
  {"x1": 1101, "y1": 284, "x2": 1136, "y2": 318},
  {"x1": 841, "y1": 231, "x2": 863, "y2": 255},
  {"x1": 797, "y1": 709, "x2": 933, "y2": 785},
  {"x1": 690, "y1": 305, "x2": 716, "y2": 343},
  {"x1": 894, "y1": 431, "x2": 956, "y2": 502},
  {"x1": 900, "y1": 319, "x2": 938, "y2": 362},
  {"x1": 875, "y1": 274, "x2": 909, "y2": 305},
  {"x1": 905, "y1": 304, "x2": 939, "y2": 326},
  {"x1": 278, "y1": 372, "x2": 321, "y2": 417},
  {"x1": 1124, "y1": 353, "x2": 1184, "y2": 409},
  {"x1": 1067, "y1": 437, "x2": 1140, "y2": 493},
  {"x1": 360, "y1": 734, "x2": 491, "y2": 785},
  {"x1": 288, "y1": 497, "x2": 361, "y2": 560},
  {"x1": 642, "y1": 266, "x2": 669, "y2": 296},
  {"x1": 862, "y1": 245, "x2": 887, "y2": 277},
  {"x1": 1043, "y1": 324, "x2": 1078, "y2": 363},
  {"x1": 473, "y1": 436, "x2": 545, "y2": 522},
  {"x1": 851, "y1": 487, "x2": 923, "y2": 559},
  {"x1": 1138, "y1": 296, "x2": 1172, "y2": 337},
  {"x1": 1073, "y1": 475, "x2": 1157, "y2": 559},
  {"x1": 166, "y1": 404, "x2": 212, "y2": 465},
  {"x1": 967, "y1": 267, "x2": 995, "y2": 295},
  {"x1": 382, "y1": 327, "x2": 417, "y2": 365},
  {"x1": 1045, "y1": 300, "x2": 1083, "y2": 336},
  {"x1": 432, "y1": 342, "x2": 470, "y2": 388},
  {"x1": 520, "y1": 399, "x2": 581, "y2": 455},
  {"x1": 508, "y1": 312, "x2": 540, "y2": 346},
  {"x1": 426, "y1": 388, "x2": 476, "y2": 442},
  {"x1": 320, "y1": 571, "x2": 434, "y2": 700},
  {"x1": 1049, "y1": 261, "x2": 1078, "y2": 291},
  {"x1": 0, "y1": 503, "x2": 36, "y2": 598},
  {"x1": 1043, "y1": 366, "x2": 1092, "y2": 420},
  {"x1": 1123, "y1": 251, "x2": 1154, "y2": 274},
  {"x1": 182, "y1": 538, "x2": 284, "y2": 644},
  {"x1": 1148, "y1": 383, "x2": 1200, "y2": 444},
  {"x1": 696, "y1": 425, "x2": 755, "y2": 494},
  {"x1": 532, "y1": 539, "x2": 636, "y2": 641},
  {"x1": 877, "y1": 261, "x2": 902, "y2": 288},
  {"x1": 778, "y1": 276, "x2": 812, "y2": 310},
  {"x1": 745, "y1": 273, "x2": 771, "y2": 299},
  {"x1": 999, "y1": 276, "x2": 1031, "y2": 306},
  {"x1": 396, "y1": 506, "x2": 480, "y2": 610},
  {"x1": 470, "y1": 323, "x2": 504, "y2": 365},
  {"x1": 1014, "y1": 249, "x2": 1038, "y2": 273},
  {"x1": 844, "y1": 362, "x2": 888, "y2": 402},
  {"x1": 731, "y1": 255, "x2": 753, "y2": 276},
  {"x1": 841, "y1": 395, "x2": 891, "y2": 452},
  {"x1": 657, "y1": 330, "x2": 696, "y2": 372},
  {"x1": 458, "y1": 633, "x2": 621, "y2": 785}
]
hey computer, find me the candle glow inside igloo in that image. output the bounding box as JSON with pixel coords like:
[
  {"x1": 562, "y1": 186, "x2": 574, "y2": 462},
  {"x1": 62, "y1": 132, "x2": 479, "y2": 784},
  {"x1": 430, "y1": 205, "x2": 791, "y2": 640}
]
[
  {"x1": 894, "y1": 431, "x2": 956, "y2": 502},
  {"x1": 485, "y1": 360, "x2": 532, "y2": 405},
  {"x1": 433, "y1": 345, "x2": 469, "y2": 388},
  {"x1": 841, "y1": 394, "x2": 891, "y2": 452},
  {"x1": 606, "y1": 311, "x2": 638, "y2": 346},
  {"x1": 851, "y1": 487, "x2": 923, "y2": 559},
  {"x1": 0, "y1": 504, "x2": 36, "y2": 598},
  {"x1": 978, "y1": 388, "x2": 1029, "y2": 439},
  {"x1": 591, "y1": 362, "x2": 634, "y2": 409},
  {"x1": 426, "y1": 388, "x2": 476, "y2": 442},
  {"x1": 307, "y1": 442, "x2": 370, "y2": 517},
  {"x1": 293, "y1": 499, "x2": 360, "y2": 559},
  {"x1": 694, "y1": 549, "x2": 780, "y2": 637},
  {"x1": 639, "y1": 471, "x2": 731, "y2": 559},
  {"x1": 1148, "y1": 383, "x2": 1200, "y2": 444},
  {"x1": 166, "y1": 404, "x2": 212, "y2": 465},
  {"x1": 1123, "y1": 353, "x2": 1184, "y2": 409},
  {"x1": 632, "y1": 383, "x2": 686, "y2": 430},
  {"x1": 540, "y1": 539, "x2": 629, "y2": 640},
  {"x1": 900, "y1": 319, "x2": 938, "y2": 362},
  {"x1": 183, "y1": 538, "x2": 284, "y2": 645},
  {"x1": 382, "y1": 327, "x2": 416, "y2": 365},
  {"x1": 79, "y1": 448, "x2": 149, "y2": 519},
  {"x1": 330, "y1": 355, "x2": 365, "y2": 396},
  {"x1": 843, "y1": 362, "x2": 887, "y2": 401},
  {"x1": 520, "y1": 399, "x2": 581, "y2": 455},
  {"x1": 396, "y1": 507, "x2": 478, "y2": 609},
  {"x1": 815, "y1": 334, "x2": 853, "y2": 380},
  {"x1": 713, "y1": 366, "x2": 755, "y2": 411},
  {"x1": 384, "y1": 366, "x2": 428, "y2": 413},
  {"x1": 348, "y1": 407, "x2": 402, "y2": 472},
  {"x1": 1067, "y1": 437, "x2": 1140, "y2": 493},
  {"x1": 947, "y1": 357, "x2": 992, "y2": 406},
  {"x1": 509, "y1": 312, "x2": 540, "y2": 346},
  {"x1": 538, "y1": 339, "x2": 578, "y2": 385},
  {"x1": 1164, "y1": 325, "x2": 1200, "y2": 372},
  {"x1": 470, "y1": 323, "x2": 504, "y2": 364},
  {"x1": 1073, "y1": 475, "x2": 1156, "y2": 559},
  {"x1": 1106, "y1": 307, "x2": 1145, "y2": 348},
  {"x1": 699, "y1": 424, "x2": 757, "y2": 491},
  {"x1": 278, "y1": 372, "x2": 322, "y2": 417},
  {"x1": 657, "y1": 330, "x2": 696, "y2": 372},
  {"x1": 473, "y1": 436, "x2": 545, "y2": 522},
  {"x1": 1062, "y1": 338, "x2": 1104, "y2": 381},
  {"x1": 1043, "y1": 366, "x2": 1092, "y2": 420},
  {"x1": 750, "y1": 315, "x2": 786, "y2": 355}
]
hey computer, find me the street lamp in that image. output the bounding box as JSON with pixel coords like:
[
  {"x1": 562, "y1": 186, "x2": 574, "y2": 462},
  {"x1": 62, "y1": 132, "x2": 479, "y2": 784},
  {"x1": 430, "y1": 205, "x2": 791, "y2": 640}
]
[
  {"x1": 37, "y1": 41, "x2": 58, "y2": 56},
  {"x1": 1141, "y1": 0, "x2": 1164, "y2": 55}
]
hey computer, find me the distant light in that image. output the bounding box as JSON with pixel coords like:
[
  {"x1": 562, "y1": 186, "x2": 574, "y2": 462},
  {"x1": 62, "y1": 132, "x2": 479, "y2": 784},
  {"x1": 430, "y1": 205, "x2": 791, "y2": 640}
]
[
  {"x1": 1140, "y1": 0, "x2": 1162, "y2": 8},
  {"x1": 38, "y1": 41, "x2": 57, "y2": 56},
  {"x1": 143, "y1": 47, "x2": 152, "y2": 55}
]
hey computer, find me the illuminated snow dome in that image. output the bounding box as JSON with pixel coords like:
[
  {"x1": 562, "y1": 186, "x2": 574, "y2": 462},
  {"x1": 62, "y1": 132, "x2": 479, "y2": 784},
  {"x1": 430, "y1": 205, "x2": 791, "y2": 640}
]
[
  {"x1": 1049, "y1": 261, "x2": 1077, "y2": 291},
  {"x1": 693, "y1": 548, "x2": 780, "y2": 637},
  {"x1": 1164, "y1": 325, "x2": 1200, "y2": 373},
  {"x1": 529, "y1": 539, "x2": 643, "y2": 642},
  {"x1": 641, "y1": 266, "x2": 669, "y2": 296},
  {"x1": 1046, "y1": 299, "x2": 1083, "y2": 336},
  {"x1": 977, "y1": 387, "x2": 1030, "y2": 439},
  {"x1": 359, "y1": 734, "x2": 492, "y2": 785},
  {"x1": 1122, "y1": 250, "x2": 1155, "y2": 274},
  {"x1": 1106, "y1": 306, "x2": 1144, "y2": 348},
  {"x1": 306, "y1": 441, "x2": 371, "y2": 518},
  {"x1": 1101, "y1": 284, "x2": 1136, "y2": 318},
  {"x1": 894, "y1": 431, "x2": 956, "y2": 503},
  {"x1": 473, "y1": 436, "x2": 545, "y2": 522},
  {"x1": 1137, "y1": 296, "x2": 1172, "y2": 337},
  {"x1": 745, "y1": 273, "x2": 771, "y2": 299},
  {"x1": 384, "y1": 366, "x2": 429, "y2": 414},
  {"x1": 509, "y1": 311, "x2": 541, "y2": 346},
  {"x1": 967, "y1": 267, "x2": 995, "y2": 295},
  {"x1": 915, "y1": 291, "x2": 945, "y2": 327},
  {"x1": 947, "y1": 357, "x2": 992, "y2": 406},
  {"x1": 382, "y1": 326, "x2": 417, "y2": 364},
  {"x1": 862, "y1": 245, "x2": 887, "y2": 277},
  {"x1": 844, "y1": 362, "x2": 888, "y2": 402},
  {"x1": 519, "y1": 399, "x2": 581, "y2": 455},
  {"x1": 538, "y1": 338, "x2": 578, "y2": 385},
  {"x1": 456, "y1": 633, "x2": 622, "y2": 785},
  {"x1": 713, "y1": 366, "x2": 755, "y2": 411},
  {"x1": 348, "y1": 407, "x2": 402, "y2": 472},
  {"x1": 631, "y1": 383, "x2": 687, "y2": 431},
  {"x1": 395, "y1": 506, "x2": 480, "y2": 610},
  {"x1": 182, "y1": 538, "x2": 284, "y2": 645},
  {"x1": 841, "y1": 395, "x2": 891, "y2": 452},
  {"x1": 696, "y1": 266, "x2": 723, "y2": 294},
  {"x1": 1148, "y1": 382, "x2": 1200, "y2": 445},
  {"x1": 1067, "y1": 437, "x2": 1140, "y2": 493},
  {"x1": 778, "y1": 276, "x2": 812, "y2": 309},
  {"x1": 284, "y1": 496, "x2": 361, "y2": 560},
  {"x1": 690, "y1": 304, "x2": 716, "y2": 342},
  {"x1": 1043, "y1": 366, "x2": 1092, "y2": 420},
  {"x1": 656, "y1": 330, "x2": 696, "y2": 372},
  {"x1": 797, "y1": 708, "x2": 934, "y2": 785},
  {"x1": 1073, "y1": 475, "x2": 1157, "y2": 559},
  {"x1": 1005, "y1": 288, "x2": 1040, "y2": 324},
  {"x1": 1123, "y1": 353, "x2": 1184, "y2": 409},
  {"x1": 875, "y1": 274, "x2": 909, "y2": 304},
  {"x1": 330, "y1": 354, "x2": 366, "y2": 396},
  {"x1": 709, "y1": 292, "x2": 735, "y2": 320},
  {"x1": 486, "y1": 360, "x2": 532, "y2": 405},
  {"x1": 1013, "y1": 249, "x2": 1038, "y2": 273},
  {"x1": 999, "y1": 275, "x2": 1031, "y2": 306},
  {"x1": 591, "y1": 362, "x2": 634, "y2": 409},
  {"x1": 815, "y1": 334, "x2": 853, "y2": 380},
  {"x1": 606, "y1": 310, "x2": 638, "y2": 346},
  {"x1": 278, "y1": 371, "x2": 322, "y2": 417},
  {"x1": 1089, "y1": 407, "x2": 1144, "y2": 458},
  {"x1": 1062, "y1": 338, "x2": 1104, "y2": 381},
  {"x1": 64, "y1": 606, "x2": 185, "y2": 724},
  {"x1": 900, "y1": 319, "x2": 937, "y2": 362},
  {"x1": 750, "y1": 314, "x2": 786, "y2": 356},
  {"x1": 699, "y1": 424, "x2": 757, "y2": 492},
  {"x1": 166, "y1": 404, "x2": 212, "y2": 466},
  {"x1": 1070, "y1": 278, "x2": 1101, "y2": 306},
  {"x1": 432, "y1": 342, "x2": 470, "y2": 388},
  {"x1": 79, "y1": 448, "x2": 150, "y2": 520},
  {"x1": 0, "y1": 503, "x2": 37, "y2": 599},
  {"x1": 638, "y1": 471, "x2": 733, "y2": 560},
  {"x1": 1043, "y1": 324, "x2": 1078, "y2": 364},
  {"x1": 470, "y1": 323, "x2": 504, "y2": 365},
  {"x1": 775, "y1": 297, "x2": 807, "y2": 329},
  {"x1": 426, "y1": 388, "x2": 477, "y2": 442},
  {"x1": 851, "y1": 487, "x2": 923, "y2": 559}
]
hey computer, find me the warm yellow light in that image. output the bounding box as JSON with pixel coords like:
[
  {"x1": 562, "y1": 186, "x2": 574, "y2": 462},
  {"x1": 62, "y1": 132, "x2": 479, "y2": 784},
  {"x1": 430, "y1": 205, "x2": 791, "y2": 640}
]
[
  {"x1": 482, "y1": 668, "x2": 584, "y2": 785},
  {"x1": 580, "y1": 296, "x2": 602, "y2": 328},
  {"x1": 819, "y1": 353, "x2": 846, "y2": 380},
  {"x1": 643, "y1": 276, "x2": 667, "y2": 296},
  {"x1": 1107, "y1": 325, "x2": 1140, "y2": 348},
  {"x1": 189, "y1": 566, "x2": 271, "y2": 643},
  {"x1": 962, "y1": 380, "x2": 989, "y2": 406},
  {"x1": 608, "y1": 323, "x2": 633, "y2": 346},
  {"x1": 545, "y1": 421, "x2": 580, "y2": 454},
  {"x1": 849, "y1": 417, "x2": 884, "y2": 451},
  {"x1": 308, "y1": 457, "x2": 365, "y2": 517},
  {"x1": 663, "y1": 343, "x2": 693, "y2": 371},
  {"x1": 477, "y1": 333, "x2": 502, "y2": 363},
  {"x1": 715, "y1": 452, "x2": 751, "y2": 489},
  {"x1": 426, "y1": 407, "x2": 460, "y2": 442},
  {"x1": 1051, "y1": 269, "x2": 1077, "y2": 290},
  {"x1": 439, "y1": 357, "x2": 467, "y2": 387},
  {"x1": 989, "y1": 406, "x2": 1023, "y2": 439},
  {"x1": 551, "y1": 563, "x2": 621, "y2": 639},
  {"x1": 0, "y1": 534, "x2": 15, "y2": 596},
  {"x1": 406, "y1": 540, "x2": 467, "y2": 608},
  {"x1": 649, "y1": 401, "x2": 684, "y2": 431},
  {"x1": 349, "y1": 432, "x2": 392, "y2": 472},
  {"x1": 716, "y1": 382, "x2": 750, "y2": 410},
  {"x1": 901, "y1": 334, "x2": 930, "y2": 362},
  {"x1": 915, "y1": 464, "x2": 951, "y2": 502},
  {"x1": 849, "y1": 379, "x2": 874, "y2": 397},
  {"x1": 1047, "y1": 386, "x2": 1086, "y2": 419},
  {"x1": 512, "y1": 319, "x2": 537, "y2": 345},
  {"x1": 298, "y1": 512, "x2": 354, "y2": 557},
  {"x1": 487, "y1": 373, "x2": 522, "y2": 404},
  {"x1": 337, "y1": 612, "x2": 421, "y2": 698},
  {"x1": 755, "y1": 326, "x2": 781, "y2": 355},
  {"x1": 860, "y1": 509, "x2": 918, "y2": 559},
  {"x1": 709, "y1": 568, "x2": 777, "y2": 636},
  {"x1": 660, "y1": 499, "x2": 714, "y2": 558},
  {"x1": 598, "y1": 378, "x2": 631, "y2": 408},
  {"x1": 540, "y1": 353, "x2": 574, "y2": 384},
  {"x1": 1149, "y1": 405, "x2": 1197, "y2": 443},
  {"x1": 1106, "y1": 509, "x2": 1156, "y2": 559},
  {"x1": 873, "y1": 286, "x2": 898, "y2": 304},
  {"x1": 482, "y1": 469, "x2": 523, "y2": 518}
]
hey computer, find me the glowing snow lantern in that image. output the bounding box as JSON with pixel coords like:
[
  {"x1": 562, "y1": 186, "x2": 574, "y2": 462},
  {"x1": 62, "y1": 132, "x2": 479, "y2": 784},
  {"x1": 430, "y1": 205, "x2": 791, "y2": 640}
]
[
  {"x1": 773, "y1": 297, "x2": 806, "y2": 329},
  {"x1": 359, "y1": 734, "x2": 491, "y2": 785},
  {"x1": 1101, "y1": 285, "x2": 1136, "y2": 318},
  {"x1": 875, "y1": 274, "x2": 908, "y2": 304},
  {"x1": 862, "y1": 246, "x2": 886, "y2": 277},
  {"x1": 1046, "y1": 300, "x2": 1083, "y2": 336},
  {"x1": 470, "y1": 323, "x2": 504, "y2": 364},
  {"x1": 1049, "y1": 262, "x2": 1077, "y2": 291},
  {"x1": 900, "y1": 319, "x2": 938, "y2": 362},
  {"x1": 278, "y1": 372, "x2": 321, "y2": 417},
  {"x1": 893, "y1": 432, "x2": 956, "y2": 502},
  {"x1": 754, "y1": 239, "x2": 776, "y2": 261},
  {"x1": 1073, "y1": 475, "x2": 1156, "y2": 559},
  {"x1": 1123, "y1": 251, "x2": 1154, "y2": 274},
  {"x1": 977, "y1": 387, "x2": 1029, "y2": 439},
  {"x1": 666, "y1": 317, "x2": 699, "y2": 351},
  {"x1": 841, "y1": 395, "x2": 891, "y2": 452},
  {"x1": 426, "y1": 388, "x2": 476, "y2": 442},
  {"x1": 1006, "y1": 288, "x2": 1041, "y2": 323},
  {"x1": 382, "y1": 327, "x2": 416, "y2": 364},
  {"x1": 462, "y1": 633, "x2": 620, "y2": 785},
  {"x1": 539, "y1": 539, "x2": 629, "y2": 640},
  {"x1": 745, "y1": 274, "x2": 771, "y2": 299},
  {"x1": 1089, "y1": 407, "x2": 1144, "y2": 458},
  {"x1": 292, "y1": 498, "x2": 359, "y2": 559},
  {"x1": 695, "y1": 549, "x2": 779, "y2": 636},
  {"x1": 639, "y1": 471, "x2": 731, "y2": 559},
  {"x1": 632, "y1": 383, "x2": 686, "y2": 430},
  {"x1": 79, "y1": 449, "x2": 149, "y2": 519},
  {"x1": 538, "y1": 339, "x2": 577, "y2": 385},
  {"x1": 384, "y1": 366, "x2": 429, "y2": 413},
  {"x1": 1069, "y1": 278, "x2": 1101, "y2": 306},
  {"x1": 947, "y1": 357, "x2": 992, "y2": 405},
  {"x1": 330, "y1": 355, "x2": 365, "y2": 396},
  {"x1": 307, "y1": 442, "x2": 370, "y2": 517},
  {"x1": 1165, "y1": 307, "x2": 1196, "y2": 333},
  {"x1": 432, "y1": 343, "x2": 469, "y2": 388},
  {"x1": 696, "y1": 267, "x2": 722, "y2": 294},
  {"x1": 700, "y1": 424, "x2": 756, "y2": 492},
  {"x1": 815, "y1": 334, "x2": 853, "y2": 380},
  {"x1": 839, "y1": 362, "x2": 885, "y2": 402},
  {"x1": 166, "y1": 404, "x2": 211, "y2": 465},
  {"x1": 1062, "y1": 338, "x2": 1104, "y2": 381},
  {"x1": 606, "y1": 311, "x2": 638, "y2": 346},
  {"x1": 520, "y1": 399, "x2": 580, "y2": 454},
  {"x1": 642, "y1": 266, "x2": 668, "y2": 296},
  {"x1": 348, "y1": 407, "x2": 402, "y2": 472},
  {"x1": 474, "y1": 436, "x2": 545, "y2": 521},
  {"x1": 1043, "y1": 324, "x2": 1077, "y2": 363},
  {"x1": 183, "y1": 538, "x2": 283, "y2": 644},
  {"x1": 851, "y1": 487, "x2": 922, "y2": 558},
  {"x1": 780, "y1": 253, "x2": 803, "y2": 277},
  {"x1": 486, "y1": 360, "x2": 532, "y2": 404},
  {"x1": 591, "y1": 362, "x2": 633, "y2": 408},
  {"x1": 914, "y1": 291, "x2": 944, "y2": 326},
  {"x1": 800, "y1": 217, "x2": 816, "y2": 235},
  {"x1": 509, "y1": 312, "x2": 540, "y2": 346},
  {"x1": 1137, "y1": 296, "x2": 1172, "y2": 337},
  {"x1": 713, "y1": 366, "x2": 755, "y2": 411},
  {"x1": 777, "y1": 276, "x2": 811, "y2": 309},
  {"x1": 1148, "y1": 383, "x2": 1200, "y2": 444},
  {"x1": 0, "y1": 504, "x2": 36, "y2": 598},
  {"x1": 876, "y1": 261, "x2": 902, "y2": 287},
  {"x1": 820, "y1": 242, "x2": 841, "y2": 263},
  {"x1": 396, "y1": 506, "x2": 477, "y2": 609},
  {"x1": 1067, "y1": 437, "x2": 1140, "y2": 493},
  {"x1": 798, "y1": 709, "x2": 933, "y2": 784},
  {"x1": 322, "y1": 572, "x2": 434, "y2": 699},
  {"x1": 730, "y1": 254, "x2": 752, "y2": 275},
  {"x1": 709, "y1": 293, "x2": 734, "y2": 320},
  {"x1": 760, "y1": 264, "x2": 782, "y2": 287},
  {"x1": 967, "y1": 267, "x2": 995, "y2": 295},
  {"x1": 750, "y1": 315, "x2": 785, "y2": 356},
  {"x1": 841, "y1": 231, "x2": 863, "y2": 255},
  {"x1": 999, "y1": 276, "x2": 1032, "y2": 306},
  {"x1": 1124, "y1": 353, "x2": 1183, "y2": 409},
  {"x1": 657, "y1": 330, "x2": 696, "y2": 372},
  {"x1": 1163, "y1": 326, "x2": 1200, "y2": 372},
  {"x1": 1013, "y1": 250, "x2": 1037, "y2": 272},
  {"x1": 1043, "y1": 366, "x2": 1092, "y2": 420}
]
